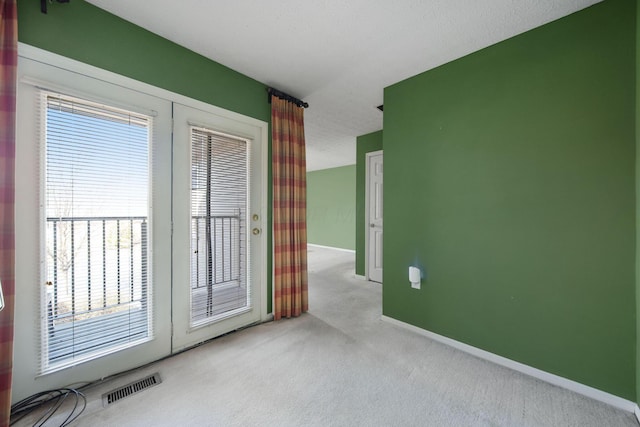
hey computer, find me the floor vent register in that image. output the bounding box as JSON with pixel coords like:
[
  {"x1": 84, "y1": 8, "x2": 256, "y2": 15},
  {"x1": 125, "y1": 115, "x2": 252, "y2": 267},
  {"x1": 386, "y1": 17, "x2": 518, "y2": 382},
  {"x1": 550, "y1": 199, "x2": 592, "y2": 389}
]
[{"x1": 102, "y1": 372, "x2": 162, "y2": 407}]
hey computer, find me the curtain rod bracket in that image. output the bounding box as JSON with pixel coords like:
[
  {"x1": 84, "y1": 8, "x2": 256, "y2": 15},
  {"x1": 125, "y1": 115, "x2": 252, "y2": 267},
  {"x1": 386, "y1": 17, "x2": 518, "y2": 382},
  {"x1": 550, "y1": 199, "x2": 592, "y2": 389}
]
[{"x1": 41, "y1": 0, "x2": 70, "y2": 15}]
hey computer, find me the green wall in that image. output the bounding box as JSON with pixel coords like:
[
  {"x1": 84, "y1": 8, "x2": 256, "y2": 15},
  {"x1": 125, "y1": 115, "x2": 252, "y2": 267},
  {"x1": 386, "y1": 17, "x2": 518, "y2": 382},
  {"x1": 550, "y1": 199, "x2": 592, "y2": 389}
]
[
  {"x1": 355, "y1": 131, "x2": 383, "y2": 276},
  {"x1": 636, "y1": 0, "x2": 640, "y2": 408},
  {"x1": 307, "y1": 165, "x2": 356, "y2": 250},
  {"x1": 17, "y1": 0, "x2": 273, "y2": 312},
  {"x1": 384, "y1": 0, "x2": 636, "y2": 400},
  {"x1": 17, "y1": 0, "x2": 269, "y2": 120}
]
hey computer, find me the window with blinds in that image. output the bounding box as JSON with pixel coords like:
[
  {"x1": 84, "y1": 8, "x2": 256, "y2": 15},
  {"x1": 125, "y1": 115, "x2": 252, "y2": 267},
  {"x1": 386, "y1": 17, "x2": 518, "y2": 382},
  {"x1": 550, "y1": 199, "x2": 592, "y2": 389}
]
[
  {"x1": 43, "y1": 92, "x2": 152, "y2": 371},
  {"x1": 190, "y1": 128, "x2": 250, "y2": 326}
]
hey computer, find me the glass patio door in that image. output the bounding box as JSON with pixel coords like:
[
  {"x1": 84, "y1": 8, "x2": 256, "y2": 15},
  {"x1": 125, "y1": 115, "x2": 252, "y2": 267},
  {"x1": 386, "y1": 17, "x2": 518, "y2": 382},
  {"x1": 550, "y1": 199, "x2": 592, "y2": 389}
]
[
  {"x1": 14, "y1": 54, "x2": 173, "y2": 400},
  {"x1": 171, "y1": 103, "x2": 266, "y2": 352}
]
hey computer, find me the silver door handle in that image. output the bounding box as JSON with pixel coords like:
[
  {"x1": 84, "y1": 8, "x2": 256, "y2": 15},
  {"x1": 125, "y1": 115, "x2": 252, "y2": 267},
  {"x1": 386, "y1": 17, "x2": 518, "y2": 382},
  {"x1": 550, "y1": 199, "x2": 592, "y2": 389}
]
[{"x1": 370, "y1": 223, "x2": 375, "y2": 228}]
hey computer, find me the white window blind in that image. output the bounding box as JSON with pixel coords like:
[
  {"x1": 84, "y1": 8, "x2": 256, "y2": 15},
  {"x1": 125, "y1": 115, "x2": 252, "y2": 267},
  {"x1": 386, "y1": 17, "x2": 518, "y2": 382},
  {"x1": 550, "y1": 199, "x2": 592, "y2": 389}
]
[
  {"x1": 190, "y1": 128, "x2": 250, "y2": 326},
  {"x1": 43, "y1": 92, "x2": 152, "y2": 371}
]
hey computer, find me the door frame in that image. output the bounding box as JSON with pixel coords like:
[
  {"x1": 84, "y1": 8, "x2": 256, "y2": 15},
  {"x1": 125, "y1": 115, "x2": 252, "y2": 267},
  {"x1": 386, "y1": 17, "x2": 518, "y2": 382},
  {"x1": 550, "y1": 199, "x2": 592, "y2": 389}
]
[
  {"x1": 364, "y1": 150, "x2": 383, "y2": 282},
  {"x1": 15, "y1": 45, "x2": 173, "y2": 401},
  {"x1": 13, "y1": 43, "x2": 269, "y2": 402}
]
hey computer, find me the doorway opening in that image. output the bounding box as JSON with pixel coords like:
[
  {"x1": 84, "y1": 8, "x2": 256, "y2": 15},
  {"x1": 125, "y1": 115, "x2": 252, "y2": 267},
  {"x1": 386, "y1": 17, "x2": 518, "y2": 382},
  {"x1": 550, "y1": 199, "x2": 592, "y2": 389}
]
[{"x1": 365, "y1": 151, "x2": 383, "y2": 283}]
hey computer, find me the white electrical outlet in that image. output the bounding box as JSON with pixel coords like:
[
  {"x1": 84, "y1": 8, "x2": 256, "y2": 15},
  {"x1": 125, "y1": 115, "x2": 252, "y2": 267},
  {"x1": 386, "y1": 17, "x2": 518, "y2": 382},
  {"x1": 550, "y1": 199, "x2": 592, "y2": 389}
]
[{"x1": 409, "y1": 266, "x2": 421, "y2": 289}]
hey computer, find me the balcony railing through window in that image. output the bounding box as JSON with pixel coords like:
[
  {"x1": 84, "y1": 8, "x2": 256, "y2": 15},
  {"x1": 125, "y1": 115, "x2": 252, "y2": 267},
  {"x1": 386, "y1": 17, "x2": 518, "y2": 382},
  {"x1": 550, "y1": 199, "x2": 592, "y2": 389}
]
[
  {"x1": 190, "y1": 213, "x2": 247, "y2": 324},
  {"x1": 45, "y1": 216, "x2": 149, "y2": 364}
]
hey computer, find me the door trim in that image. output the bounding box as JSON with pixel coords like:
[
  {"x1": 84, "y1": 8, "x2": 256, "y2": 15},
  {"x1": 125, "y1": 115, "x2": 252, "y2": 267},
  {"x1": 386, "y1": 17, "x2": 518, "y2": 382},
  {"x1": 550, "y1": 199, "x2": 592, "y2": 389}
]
[{"x1": 364, "y1": 150, "x2": 383, "y2": 282}]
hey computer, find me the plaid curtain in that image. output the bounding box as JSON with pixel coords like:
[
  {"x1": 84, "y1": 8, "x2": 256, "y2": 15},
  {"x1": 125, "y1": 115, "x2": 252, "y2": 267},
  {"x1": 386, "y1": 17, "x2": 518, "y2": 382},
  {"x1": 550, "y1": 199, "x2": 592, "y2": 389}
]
[
  {"x1": 271, "y1": 96, "x2": 308, "y2": 320},
  {"x1": 0, "y1": 0, "x2": 17, "y2": 424}
]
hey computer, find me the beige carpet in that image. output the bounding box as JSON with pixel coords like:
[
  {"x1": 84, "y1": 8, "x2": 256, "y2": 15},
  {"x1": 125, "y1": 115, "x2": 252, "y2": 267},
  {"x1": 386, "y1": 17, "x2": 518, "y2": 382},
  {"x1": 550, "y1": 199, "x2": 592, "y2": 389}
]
[{"x1": 16, "y1": 246, "x2": 638, "y2": 426}]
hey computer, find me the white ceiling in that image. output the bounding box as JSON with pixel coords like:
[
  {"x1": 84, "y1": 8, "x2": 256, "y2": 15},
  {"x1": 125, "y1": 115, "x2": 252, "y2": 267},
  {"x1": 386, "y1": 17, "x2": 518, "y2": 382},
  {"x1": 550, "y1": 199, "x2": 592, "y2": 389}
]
[{"x1": 86, "y1": 0, "x2": 600, "y2": 171}]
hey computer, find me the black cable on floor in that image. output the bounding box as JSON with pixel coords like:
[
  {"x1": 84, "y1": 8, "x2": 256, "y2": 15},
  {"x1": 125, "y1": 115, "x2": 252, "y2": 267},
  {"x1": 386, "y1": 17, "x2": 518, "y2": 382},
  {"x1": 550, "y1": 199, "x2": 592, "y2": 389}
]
[{"x1": 10, "y1": 388, "x2": 86, "y2": 427}]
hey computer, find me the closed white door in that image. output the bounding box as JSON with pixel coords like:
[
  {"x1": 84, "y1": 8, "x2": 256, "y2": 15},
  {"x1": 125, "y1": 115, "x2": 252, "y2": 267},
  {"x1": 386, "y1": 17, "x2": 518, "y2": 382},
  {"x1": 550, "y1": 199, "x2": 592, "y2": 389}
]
[
  {"x1": 367, "y1": 152, "x2": 383, "y2": 283},
  {"x1": 172, "y1": 102, "x2": 267, "y2": 352}
]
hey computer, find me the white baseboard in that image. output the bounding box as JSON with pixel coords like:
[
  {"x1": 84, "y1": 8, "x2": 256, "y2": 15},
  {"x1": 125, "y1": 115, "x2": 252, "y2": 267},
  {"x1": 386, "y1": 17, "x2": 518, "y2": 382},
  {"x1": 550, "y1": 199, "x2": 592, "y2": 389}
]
[
  {"x1": 307, "y1": 243, "x2": 355, "y2": 253},
  {"x1": 381, "y1": 315, "x2": 636, "y2": 413},
  {"x1": 354, "y1": 274, "x2": 366, "y2": 281}
]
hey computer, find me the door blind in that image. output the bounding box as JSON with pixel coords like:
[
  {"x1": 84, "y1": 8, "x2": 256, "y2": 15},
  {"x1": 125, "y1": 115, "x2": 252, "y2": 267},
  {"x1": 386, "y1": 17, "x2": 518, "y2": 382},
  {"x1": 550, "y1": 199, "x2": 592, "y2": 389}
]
[
  {"x1": 190, "y1": 127, "x2": 250, "y2": 326},
  {"x1": 42, "y1": 92, "x2": 152, "y2": 371}
]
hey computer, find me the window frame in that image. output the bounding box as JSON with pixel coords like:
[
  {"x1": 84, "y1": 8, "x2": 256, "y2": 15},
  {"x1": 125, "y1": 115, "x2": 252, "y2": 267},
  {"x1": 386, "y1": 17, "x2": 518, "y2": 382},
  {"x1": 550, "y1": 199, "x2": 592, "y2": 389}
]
[
  {"x1": 189, "y1": 126, "x2": 252, "y2": 328},
  {"x1": 40, "y1": 90, "x2": 155, "y2": 373}
]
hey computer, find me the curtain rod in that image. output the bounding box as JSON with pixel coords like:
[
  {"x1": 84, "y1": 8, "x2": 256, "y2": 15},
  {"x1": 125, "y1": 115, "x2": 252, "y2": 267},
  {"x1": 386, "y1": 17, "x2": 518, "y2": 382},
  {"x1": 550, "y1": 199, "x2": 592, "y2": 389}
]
[
  {"x1": 267, "y1": 87, "x2": 309, "y2": 109},
  {"x1": 41, "y1": 0, "x2": 70, "y2": 14}
]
